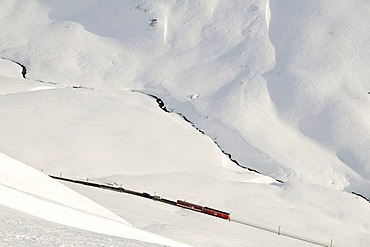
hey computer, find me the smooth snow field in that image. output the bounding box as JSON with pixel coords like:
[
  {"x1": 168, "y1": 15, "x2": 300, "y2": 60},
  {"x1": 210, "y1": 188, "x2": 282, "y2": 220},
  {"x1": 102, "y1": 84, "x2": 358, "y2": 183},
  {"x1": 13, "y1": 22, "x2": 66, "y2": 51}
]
[{"x1": 1, "y1": 0, "x2": 370, "y2": 246}]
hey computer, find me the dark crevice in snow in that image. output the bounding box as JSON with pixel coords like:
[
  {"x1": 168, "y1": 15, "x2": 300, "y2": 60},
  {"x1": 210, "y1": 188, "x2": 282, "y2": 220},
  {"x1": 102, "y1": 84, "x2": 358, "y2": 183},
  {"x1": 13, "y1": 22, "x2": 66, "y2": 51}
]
[
  {"x1": 146, "y1": 94, "x2": 170, "y2": 113},
  {"x1": 0, "y1": 58, "x2": 27, "y2": 79},
  {"x1": 1, "y1": 57, "x2": 27, "y2": 79},
  {"x1": 140, "y1": 92, "x2": 283, "y2": 183},
  {"x1": 34, "y1": 79, "x2": 58, "y2": 85},
  {"x1": 352, "y1": 192, "x2": 370, "y2": 203},
  {"x1": 178, "y1": 113, "x2": 205, "y2": 135},
  {"x1": 1, "y1": 58, "x2": 58, "y2": 85},
  {"x1": 13, "y1": 61, "x2": 27, "y2": 79},
  {"x1": 1, "y1": 58, "x2": 281, "y2": 183},
  {"x1": 213, "y1": 140, "x2": 265, "y2": 175},
  {"x1": 70, "y1": 85, "x2": 94, "y2": 90}
]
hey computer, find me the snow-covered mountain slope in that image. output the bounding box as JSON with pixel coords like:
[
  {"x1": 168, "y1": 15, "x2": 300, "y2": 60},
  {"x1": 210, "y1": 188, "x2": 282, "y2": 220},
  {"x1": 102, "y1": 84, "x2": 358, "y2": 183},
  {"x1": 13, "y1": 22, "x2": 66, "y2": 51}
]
[
  {"x1": 1, "y1": 0, "x2": 369, "y2": 194},
  {"x1": 0, "y1": 153, "x2": 127, "y2": 224},
  {"x1": 1, "y1": 0, "x2": 370, "y2": 246},
  {"x1": 264, "y1": 0, "x2": 370, "y2": 194},
  {"x1": 0, "y1": 80, "x2": 275, "y2": 185},
  {"x1": 66, "y1": 172, "x2": 370, "y2": 247},
  {"x1": 0, "y1": 153, "x2": 188, "y2": 247}
]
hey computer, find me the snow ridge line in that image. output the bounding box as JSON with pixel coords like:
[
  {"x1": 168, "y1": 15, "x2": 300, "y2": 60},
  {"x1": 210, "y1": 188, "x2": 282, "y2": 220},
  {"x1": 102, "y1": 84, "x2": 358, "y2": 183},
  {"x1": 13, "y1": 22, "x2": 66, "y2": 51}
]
[
  {"x1": 0, "y1": 57, "x2": 57, "y2": 85},
  {"x1": 138, "y1": 91, "x2": 284, "y2": 182},
  {"x1": 3, "y1": 57, "x2": 370, "y2": 201},
  {"x1": 351, "y1": 192, "x2": 370, "y2": 203},
  {"x1": 265, "y1": 0, "x2": 271, "y2": 29},
  {"x1": 9, "y1": 59, "x2": 27, "y2": 79},
  {"x1": 1, "y1": 57, "x2": 274, "y2": 180}
]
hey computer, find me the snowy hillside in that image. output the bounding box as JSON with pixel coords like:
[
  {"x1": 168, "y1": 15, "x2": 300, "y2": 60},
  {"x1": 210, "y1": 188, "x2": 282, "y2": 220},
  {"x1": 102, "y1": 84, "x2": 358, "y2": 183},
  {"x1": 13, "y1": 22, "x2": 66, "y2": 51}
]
[
  {"x1": 0, "y1": 153, "x2": 188, "y2": 246},
  {"x1": 0, "y1": 205, "x2": 161, "y2": 247},
  {"x1": 1, "y1": 0, "x2": 370, "y2": 246}
]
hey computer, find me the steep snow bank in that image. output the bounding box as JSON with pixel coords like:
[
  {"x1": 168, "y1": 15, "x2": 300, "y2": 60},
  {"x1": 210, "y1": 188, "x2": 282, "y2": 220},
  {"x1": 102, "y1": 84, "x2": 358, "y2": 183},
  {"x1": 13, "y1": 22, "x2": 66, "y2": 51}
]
[
  {"x1": 0, "y1": 153, "x2": 126, "y2": 223},
  {"x1": 0, "y1": 87, "x2": 274, "y2": 185},
  {"x1": 0, "y1": 58, "x2": 50, "y2": 95},
  {"x1": 0, "y1": 153, "x2": 188, "y2": 246}
]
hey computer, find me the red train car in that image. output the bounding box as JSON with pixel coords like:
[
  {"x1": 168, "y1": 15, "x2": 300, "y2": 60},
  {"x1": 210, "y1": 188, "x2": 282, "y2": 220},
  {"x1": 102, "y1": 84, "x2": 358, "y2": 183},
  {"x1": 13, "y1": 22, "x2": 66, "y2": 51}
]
[
  {"x1": 176, "y1": 200, "x2": 230, "y2": 220},
  {"x1": 202, "y1": 207, "x2": 230, "y2": 220},
  {"x1": 176, "y1": 200, "x2": 203, "y2": 212}
]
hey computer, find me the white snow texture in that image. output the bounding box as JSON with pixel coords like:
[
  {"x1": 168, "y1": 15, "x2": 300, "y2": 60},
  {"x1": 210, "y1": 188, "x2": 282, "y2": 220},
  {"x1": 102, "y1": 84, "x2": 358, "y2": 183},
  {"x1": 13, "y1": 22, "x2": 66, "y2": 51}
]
[{"x1": 0, "y1": 0, "x2": 370, "y2": 246}]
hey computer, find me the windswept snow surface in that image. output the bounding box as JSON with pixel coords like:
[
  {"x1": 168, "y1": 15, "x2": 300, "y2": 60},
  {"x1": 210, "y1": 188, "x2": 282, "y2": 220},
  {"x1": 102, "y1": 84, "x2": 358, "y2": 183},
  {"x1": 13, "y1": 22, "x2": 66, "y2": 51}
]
[
  {"x1": 1, "y1": 0, "x2": 370, "y2": 246},
  {"x1": 0, "y1": 205, "x2": 161, "y2": 247},
  {"x1": 264, "y1": 0, "x2": 370, "y2": 195},
  {"x1": 0, "y1": 153, "x2": 127, "y2": 223},
  {"x1": 0, "y1": 153, "x2": 189, "y2": 247}
]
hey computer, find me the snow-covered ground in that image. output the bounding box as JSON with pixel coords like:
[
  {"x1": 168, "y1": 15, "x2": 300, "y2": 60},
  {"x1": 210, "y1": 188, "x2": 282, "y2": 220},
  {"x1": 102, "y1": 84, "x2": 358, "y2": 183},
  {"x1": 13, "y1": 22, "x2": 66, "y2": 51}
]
[
  {"x1": 0, "y1": 153, "x2": 189, "y2": 246},
  {"x1": 0, "y1": 204, "x2": 160, "y2": 247},
  {"x1": 1, "y1": 0, "x2": 370, "y2": 246}
]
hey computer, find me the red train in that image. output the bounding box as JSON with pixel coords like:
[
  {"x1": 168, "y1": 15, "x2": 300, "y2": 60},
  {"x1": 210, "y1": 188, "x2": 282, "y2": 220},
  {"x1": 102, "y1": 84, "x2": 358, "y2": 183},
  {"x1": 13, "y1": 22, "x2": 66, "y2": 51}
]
[{"x1": 176, "y1": 200, "x2": 230, "y2": 220}]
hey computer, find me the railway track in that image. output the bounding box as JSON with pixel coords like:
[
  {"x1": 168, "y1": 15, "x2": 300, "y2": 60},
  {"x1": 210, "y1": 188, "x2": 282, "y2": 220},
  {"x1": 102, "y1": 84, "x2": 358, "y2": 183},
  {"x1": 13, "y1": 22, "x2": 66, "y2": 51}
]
[
  {"x1": 49, "y1": 175, "x2": 228, "y2": 219},
  {"x1": 49, "y1": 175, "x2": 333, "y2": 247}
]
